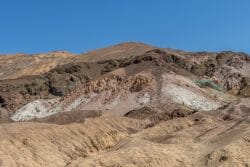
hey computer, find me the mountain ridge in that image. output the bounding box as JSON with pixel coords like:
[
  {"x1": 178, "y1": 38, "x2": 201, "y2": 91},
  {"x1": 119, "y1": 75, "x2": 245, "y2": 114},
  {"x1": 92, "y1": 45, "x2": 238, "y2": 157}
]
[{"x1": 0, "y1": 42, "x2": 249, "y2": 166}]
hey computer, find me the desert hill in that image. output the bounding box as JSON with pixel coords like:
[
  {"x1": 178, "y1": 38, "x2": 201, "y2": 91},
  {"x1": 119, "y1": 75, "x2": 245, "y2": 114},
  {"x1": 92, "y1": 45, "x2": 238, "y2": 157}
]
[{"x1": 0, "y1": 42, "x2": 249, "y2": 166}]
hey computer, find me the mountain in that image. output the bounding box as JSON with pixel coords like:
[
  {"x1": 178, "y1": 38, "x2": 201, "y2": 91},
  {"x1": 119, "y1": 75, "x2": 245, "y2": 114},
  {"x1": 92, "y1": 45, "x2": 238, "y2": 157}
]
[{"x1": 0, "y1": 42, "x2": 249, "y2": 167}]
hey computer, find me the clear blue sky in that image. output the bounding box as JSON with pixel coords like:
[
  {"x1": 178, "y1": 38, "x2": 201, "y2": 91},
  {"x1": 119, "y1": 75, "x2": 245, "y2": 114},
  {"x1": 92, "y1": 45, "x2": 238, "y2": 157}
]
[{"x1": 0, "y1": 0, "x2": 250, "y2": 54}]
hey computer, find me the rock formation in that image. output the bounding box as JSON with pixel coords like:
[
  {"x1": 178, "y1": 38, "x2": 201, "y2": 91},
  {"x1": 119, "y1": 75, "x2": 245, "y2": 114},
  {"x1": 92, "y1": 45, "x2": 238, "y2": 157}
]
[{"x1": 0, "y1": 42, "x2": 249, "y2": 166}]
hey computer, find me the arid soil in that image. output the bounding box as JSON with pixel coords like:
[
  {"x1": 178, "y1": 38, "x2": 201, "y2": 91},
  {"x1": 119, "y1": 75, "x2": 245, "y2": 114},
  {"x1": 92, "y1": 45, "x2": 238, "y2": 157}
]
[{"x1": 0, "y1": 42, "x2": 249, "y2": 167}]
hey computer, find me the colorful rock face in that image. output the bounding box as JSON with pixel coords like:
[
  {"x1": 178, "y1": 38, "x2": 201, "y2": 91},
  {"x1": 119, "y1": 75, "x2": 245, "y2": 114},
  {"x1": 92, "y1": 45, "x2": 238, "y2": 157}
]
[{"x1": 0, "y1": 42, "x2": 249, "y2": 166}]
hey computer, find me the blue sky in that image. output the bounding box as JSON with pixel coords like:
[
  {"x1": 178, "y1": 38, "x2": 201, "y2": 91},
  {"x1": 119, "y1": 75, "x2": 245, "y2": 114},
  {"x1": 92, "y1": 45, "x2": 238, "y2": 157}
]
[{"x1": 0, "y1": 0, "x2": 250, "y2": 54}]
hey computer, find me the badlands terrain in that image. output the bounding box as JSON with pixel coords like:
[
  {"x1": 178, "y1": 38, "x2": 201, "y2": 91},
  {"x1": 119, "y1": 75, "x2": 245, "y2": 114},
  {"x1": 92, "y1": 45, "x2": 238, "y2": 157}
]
[{"x1": 0, "y1": 42, "x2": 249, "y2": 167}]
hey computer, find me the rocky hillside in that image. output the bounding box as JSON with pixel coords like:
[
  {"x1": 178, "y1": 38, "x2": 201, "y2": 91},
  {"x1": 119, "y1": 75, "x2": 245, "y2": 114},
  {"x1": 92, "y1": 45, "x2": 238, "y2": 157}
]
[{"x1": 0, "y1": 42, "x2": 249, "y2": 167}]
